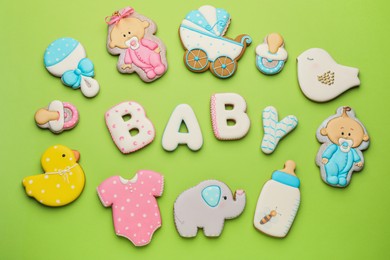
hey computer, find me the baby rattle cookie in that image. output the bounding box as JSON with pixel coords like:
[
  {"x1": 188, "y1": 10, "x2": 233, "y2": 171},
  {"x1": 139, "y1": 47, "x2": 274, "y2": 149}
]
[
  {"x1": 22, "y1": 145, "x2": 85, "y2": 207},
  {"x1": 44, "y1": 37, "x2": 100, "y2": 98},
  {"x1": 97, "y1": 170, "x2": 164, "y2": 246},
  {"x1": 297, "y1": 48, "x2": 360, "y2": 102},
  {"x1": 174, "y1": 180, "x2": 246, "y2": 237},
  {"x1": 105, "y1": 7, "x2": 168, "y2": 82},
  {"x1": 256, "y1": 33, "x2": 287, "y2": 75},
  {"x1": 254, "y1": 160, "x2": 301, "y2": 238},
  {"x1": 34, "y1": 100, "x2": 79, "y2": 134},
  {"x1": 261, "y1": 106, "x2": 298, "y2": 154},
  {"x1": 179, "y1": 5, "x2": 252, "y2": 79},
  {"x1": 316, "y1": 106, "x2": 370, "y2": 187}
]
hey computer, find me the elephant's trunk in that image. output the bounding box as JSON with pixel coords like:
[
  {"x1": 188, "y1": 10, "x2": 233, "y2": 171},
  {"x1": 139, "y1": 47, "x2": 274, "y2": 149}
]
[{"x1": 227, "y1": 190, "x2": 246, "y2": 219}]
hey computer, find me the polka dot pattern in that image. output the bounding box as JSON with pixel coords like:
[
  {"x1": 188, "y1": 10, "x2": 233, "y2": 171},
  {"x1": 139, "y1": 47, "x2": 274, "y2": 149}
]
[
  {"x1": 44, "y1": 38, "x2": 79, "y2": 67},
  {"x1": 97, "y1": 171, "x2": 164, "y2": 246},
  {"x1": 185, "y1": 7, "x2": 230, "y2": 36}
]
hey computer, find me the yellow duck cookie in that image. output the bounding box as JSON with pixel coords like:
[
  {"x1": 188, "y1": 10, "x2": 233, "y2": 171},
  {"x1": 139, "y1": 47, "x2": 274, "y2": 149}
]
[{"x1": 22, "y1": 145, "x2": 85, "y2": 207}]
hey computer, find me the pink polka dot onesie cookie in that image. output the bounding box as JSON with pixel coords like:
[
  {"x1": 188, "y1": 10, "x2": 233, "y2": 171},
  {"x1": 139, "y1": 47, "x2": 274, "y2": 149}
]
[{"x1": 97, "y1": 170, "x2": 164, "y2": 246}]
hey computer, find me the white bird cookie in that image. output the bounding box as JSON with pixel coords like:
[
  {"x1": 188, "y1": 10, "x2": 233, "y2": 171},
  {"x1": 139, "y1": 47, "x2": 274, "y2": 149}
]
[{"x1": 297, "y1": 48, "x2": 360, "y2": 102}]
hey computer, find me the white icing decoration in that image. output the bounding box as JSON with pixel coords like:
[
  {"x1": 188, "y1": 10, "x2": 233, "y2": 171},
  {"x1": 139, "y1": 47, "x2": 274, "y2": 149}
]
[{"x1": 256, "y1": 43, "x2": 288, "y2": 61}]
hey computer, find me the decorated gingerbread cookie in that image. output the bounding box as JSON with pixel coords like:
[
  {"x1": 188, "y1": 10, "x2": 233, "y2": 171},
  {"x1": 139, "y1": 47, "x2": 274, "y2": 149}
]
[
  {"x1": 316, "y1": 106, "x2": 370, "y2": 187},
  {"x1": 44, "y1": 38, "x2": 100, "y2": 98},
  {"x1": 297, "y1": 48, "x2": 360, "y2": 102},
  {"x1": 105, "y1": 101, "x2": 155, "y2": 154},
  {"x1": 174, "y1": 180, "x2": 246, "y2": 237},
  {"x1": 97, "y1": 170, "x2": 164, "y2": 246},
  {"x1": 105, "y1": 7, "x2": 168, "y2": 82},
  {"x1": 261, "y1": 106, "x2": 298, "y2": 154},
  {"x1": 162, "y1": 104, "x2": 203, "y2": 151},
  {"x1": 256, "y1": 33, "x2": 287, "y2": 75},
  {"x1": 254, "y1": 161, "x2": 301, "y2": 238},
  {"x1": 22, "y1": 145, "x2": 85, "y2": 207},
  {"x1": 34, "y1": 100, "x2": 79, "y2": 134},
  {"x1": 210, "y1": 93, "x2": 251, "y2": 140},
  {"x1": 179, "y1": 5, "x2": 252, "y2": 78}
]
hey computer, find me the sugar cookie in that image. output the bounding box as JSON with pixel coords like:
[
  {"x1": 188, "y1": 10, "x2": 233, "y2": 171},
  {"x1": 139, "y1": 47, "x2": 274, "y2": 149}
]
[
  {"x1": 105, "y1": 7, "x2": 168, "y2": 82},
  {"x1": 256, "y1": 33, "x2": 287, "y2": 75},
  {"x1": 254, "y1": 160, "x2": 301, "y2": 238},
  {"x1": 97, "y1": 170, "x2": 164, "y2": 246},
  {"x1": 210, "y1": 93, "x2": 250, "y2": 140},
  {"x1": 34, "y1": 100, "x2": 79, "y2": 134},
  {"x1": 22, "y1": 145, "x2": 85, "y2": 207},
  {"x1": 297, "y1": 48, "x2": 360, "y2": 102},
  {"x1": 316, "y1": 106, "x2": 370, "y2": 187},
  {"x1": 261, "y1": 106, "x2": 298, "y2": 154},
  {"x1": 105, "y1": 101, "x2": 155, "y2": 154},
  {"x1": 174, "y1": 180, "x2": 246, "y2": 237},
  {"x1": 179, "y1": 5, "x2": 252, "y2": 78},
  {"x1": 44, "y1": 37, "x2": 100, "y2": 98},
  {"x1": 162, "y1": 104, "x2": 203, "y2": 151}
]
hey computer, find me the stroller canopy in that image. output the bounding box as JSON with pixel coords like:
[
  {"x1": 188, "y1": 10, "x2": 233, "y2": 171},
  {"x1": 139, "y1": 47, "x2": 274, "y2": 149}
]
[{"x1": 183, "y1": 5, "x2": 230, "y2": 37}]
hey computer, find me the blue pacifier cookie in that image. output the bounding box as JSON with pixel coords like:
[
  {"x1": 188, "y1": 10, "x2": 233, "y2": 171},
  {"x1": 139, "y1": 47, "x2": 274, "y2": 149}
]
[
  {"x1": 256, "y1": 33, "x2": 287, "y2": 75},
  {"x1": 44, "y1": 38, "x2": 99, "y2": 98}
]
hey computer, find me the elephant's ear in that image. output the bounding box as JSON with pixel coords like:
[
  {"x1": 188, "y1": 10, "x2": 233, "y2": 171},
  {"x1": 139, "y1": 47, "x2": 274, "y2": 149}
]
[{"x1": 201, "y1": 185, "x2": 221, "y2": 207}]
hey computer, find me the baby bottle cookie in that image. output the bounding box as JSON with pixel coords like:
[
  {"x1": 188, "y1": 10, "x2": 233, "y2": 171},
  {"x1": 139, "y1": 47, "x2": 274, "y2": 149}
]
[
  {"x1": 256, "y1": 33, "x2": 287, "y2": 75},
  {"x1": 22, "y1": 145, "x2": 85, "y2": 207},
  {"x1": 254, "y1": 160, "x2": 301, "y2": 238},
  {"x1": 34, "y1": 100, "x2": 79, "y2": 134},
  {"x1": 44, "y1": 38, "x2": 100, "y2": 98},
  {"x1": 105, "y1": 7, "x2": 168, "y2": 82},
  {"x1": 316, "y1": 106, "x2": 370, "y2": 187}
]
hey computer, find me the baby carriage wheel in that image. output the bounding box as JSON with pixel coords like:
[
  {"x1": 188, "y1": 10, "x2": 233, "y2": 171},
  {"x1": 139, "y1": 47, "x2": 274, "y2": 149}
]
[
  {"x1": 211, "y1": 56, "x2": 236, "y2": 78},
  {"x1": 185, "y1": 49, "x2": 209, "y2": 71}
]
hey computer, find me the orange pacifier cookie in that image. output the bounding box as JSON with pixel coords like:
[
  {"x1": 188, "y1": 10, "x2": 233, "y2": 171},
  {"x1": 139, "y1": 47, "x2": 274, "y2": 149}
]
[{"x1": 22, "y1": 145, "x2": 85, "y2": 207}]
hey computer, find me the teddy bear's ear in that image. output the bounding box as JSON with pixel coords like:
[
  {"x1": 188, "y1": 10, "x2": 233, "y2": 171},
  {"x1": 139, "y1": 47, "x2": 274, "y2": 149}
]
[
  {"x1": 320, "y1": 128, "x2": 327, "y2": 136},
  {"x1": 142, "y1": 20, "x2": 150, "y2": 28}
]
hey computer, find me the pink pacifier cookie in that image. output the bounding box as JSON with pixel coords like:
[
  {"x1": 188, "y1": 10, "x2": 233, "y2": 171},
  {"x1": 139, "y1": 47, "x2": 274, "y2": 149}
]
[
  {"x1": 97, "y1": 170, "x2": 164, "y2": 246},
  {"x1": 44, "y1": 37, "x2": 100, "y2": 98},
  {"x1": 105, "y1": 101, "x2": 155, "y2": 154},
  {"x1": 35, "y1": 100, "x2": 79, "y2": 134},
  {"x1": 105, "y1": 7, "x2": 168, "y2": 82}
]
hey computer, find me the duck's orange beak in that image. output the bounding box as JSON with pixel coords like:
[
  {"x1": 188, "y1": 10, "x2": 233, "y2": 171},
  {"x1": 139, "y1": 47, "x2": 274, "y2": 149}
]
[{"x1": 72, "y1": 150, "x2": 80, "y2": 162}]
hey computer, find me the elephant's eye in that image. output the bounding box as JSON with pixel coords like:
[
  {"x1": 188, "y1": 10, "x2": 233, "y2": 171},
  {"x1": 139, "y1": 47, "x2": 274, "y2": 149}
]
[
  {"x1": 128, "y1": 31, "x2": 131, "y2": 34},
  {"x1": 223, "y1": 196, "x2": 227, "y2": 200},
  {"x1": 123, "y1": 34, "x2": 126, "y2": 37}
]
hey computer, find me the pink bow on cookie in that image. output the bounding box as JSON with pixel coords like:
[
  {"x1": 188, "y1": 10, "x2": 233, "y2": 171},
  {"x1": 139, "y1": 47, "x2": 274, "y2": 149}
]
[{"x1": 106, "y1": 7, "x2": 134, "y2": 25}]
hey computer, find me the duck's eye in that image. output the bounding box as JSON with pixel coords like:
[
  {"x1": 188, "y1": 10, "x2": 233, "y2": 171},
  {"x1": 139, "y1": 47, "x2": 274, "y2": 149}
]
[
  {"x1": 341, "y1": 132, "x2": 344, "y2": 136},
  {"x1": 62, "y1": 154, "x2": 66, "y2": 157},
  {"x1": 123, "y1": 34, "x2": 126, "y2": 37},
  {"x1": 128, "y1": 31, "x2": 131, "y2": 34},
  {"x1": 223, "y1": 196, "x2": 227, "y2": 200}
]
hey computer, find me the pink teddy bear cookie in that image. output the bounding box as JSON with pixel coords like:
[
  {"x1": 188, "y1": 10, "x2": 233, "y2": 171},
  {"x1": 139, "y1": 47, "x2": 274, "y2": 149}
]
[{"x1": 105, "y1": 7, "x2": 168, "y2": 82}]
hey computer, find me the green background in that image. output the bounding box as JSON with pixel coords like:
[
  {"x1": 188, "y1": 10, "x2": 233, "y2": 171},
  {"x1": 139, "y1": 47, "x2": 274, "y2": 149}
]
[{"x1": 1, "y1": 0, "x2": 389, "y2": 259}]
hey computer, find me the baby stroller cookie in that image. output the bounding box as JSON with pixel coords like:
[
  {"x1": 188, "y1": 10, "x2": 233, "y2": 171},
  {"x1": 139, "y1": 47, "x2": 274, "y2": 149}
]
[{"x1": 179, "y1": 5, "x2": 252, "y2": 79}]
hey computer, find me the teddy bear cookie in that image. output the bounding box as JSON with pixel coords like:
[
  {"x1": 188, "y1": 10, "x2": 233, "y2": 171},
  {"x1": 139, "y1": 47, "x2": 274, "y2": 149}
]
[
  {"x1": 105, "y1": 7, "x2": 168, "y2": 82},
  {"x1": 316, "y1": 106, "x2": 370, "y2": 187},
  {"x1": 34, "y1": 100, "x2": 79, "y2": 134},
  {"x1": 254, "y1": 160, "x2": 301, "y2": 238},
  {"x1": 174, "y1": 180, "x2": 246, "y2": 237},
  {"x1": 256, "y1": 33, "x2": 288, "y2": 75},
  {"x1": 179, "y1": 5, "x2": 252, "y2": 79},
  {"x1": 97, "y1": 170, "x2": 164, "y2": 246},
  {"x1": 297, "y1": 48, "x2": 360, "y2": 102},
  {"x1": 22, "y1": 145, "x2": 85, "y2": 207},
  {"x1": 44, "y1": 37, "x2": 100, "y2": 98}
]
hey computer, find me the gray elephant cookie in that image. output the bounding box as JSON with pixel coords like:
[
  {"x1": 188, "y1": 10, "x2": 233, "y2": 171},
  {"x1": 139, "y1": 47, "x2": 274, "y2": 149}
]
[{"x1": 173, "y1": 180, "x2": 246, "y2": 238}]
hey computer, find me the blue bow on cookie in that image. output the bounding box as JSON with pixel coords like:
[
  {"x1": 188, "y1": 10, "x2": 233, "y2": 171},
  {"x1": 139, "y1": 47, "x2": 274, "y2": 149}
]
[{"x1": 61, "y1": 58, "x2": 95, "y2": 89}]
